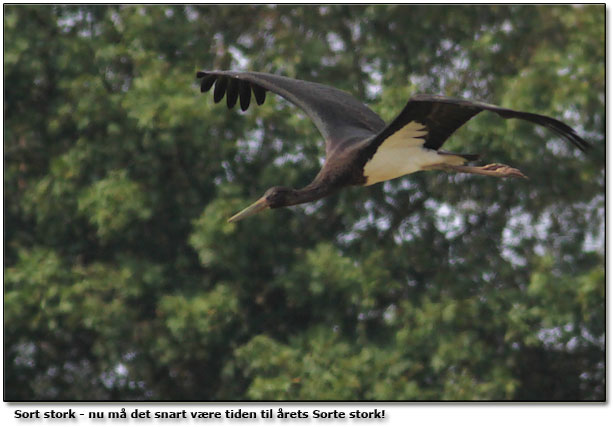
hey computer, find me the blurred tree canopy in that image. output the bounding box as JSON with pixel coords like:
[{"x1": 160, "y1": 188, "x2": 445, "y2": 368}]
[{"x1": 4, "y1": 5, "x2": 604, "y2": 400}]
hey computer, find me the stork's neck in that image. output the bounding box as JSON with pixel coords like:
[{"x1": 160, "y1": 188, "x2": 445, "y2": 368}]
[{"x1": 286, "y1": 181, "x2": 336, "y2": 207}]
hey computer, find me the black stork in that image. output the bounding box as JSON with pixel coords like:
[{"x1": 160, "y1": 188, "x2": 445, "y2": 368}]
[{"x1": 196, "y1": 71, "x2": 590, "y2": 223}]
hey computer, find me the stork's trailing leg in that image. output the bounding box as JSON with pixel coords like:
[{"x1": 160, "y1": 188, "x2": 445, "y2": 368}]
[{"x1": 425, "y1": 162, "x2": 528, "y2": 179}]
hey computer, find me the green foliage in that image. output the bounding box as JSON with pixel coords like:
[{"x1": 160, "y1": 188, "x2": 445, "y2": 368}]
[
  {"x1": 78, "y1": 170, "x2": 152, "y2": 241},
  {"x1": 4, "y1": 5, "x2": 604, "y2": 400}
]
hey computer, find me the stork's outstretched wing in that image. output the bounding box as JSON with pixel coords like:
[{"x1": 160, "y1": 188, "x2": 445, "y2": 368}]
[
  {"x1": 363, "y1": 94, "x2": 590, "y2": 159},
  {"x1": 197, "y1": 70, "x2": 385, "y2": 154}
]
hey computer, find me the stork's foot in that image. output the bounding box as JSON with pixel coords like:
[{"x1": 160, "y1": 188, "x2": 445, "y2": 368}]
[
  {"x1": 426, "y1": 163, "x2": 528, "y2": 179},
  {"x1": 472, "y1": 163, "x2": 528, "y2": 179}
]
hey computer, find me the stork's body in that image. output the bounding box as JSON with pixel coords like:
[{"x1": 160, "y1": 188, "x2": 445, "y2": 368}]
[{"x1": 196, "y1": 71, "x2": 589, "y2": 222}]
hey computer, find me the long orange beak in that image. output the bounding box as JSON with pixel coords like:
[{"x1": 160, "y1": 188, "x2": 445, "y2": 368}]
[{"x1": 227, "y1": 197, "x2": 269, "y2": 223}]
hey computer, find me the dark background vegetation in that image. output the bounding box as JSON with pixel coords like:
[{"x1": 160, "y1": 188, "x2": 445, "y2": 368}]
[{"x1": 4, "y1": 5, "x2": 604, "y2": 400}]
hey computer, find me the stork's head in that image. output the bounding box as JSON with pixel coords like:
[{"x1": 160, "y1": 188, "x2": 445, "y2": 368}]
[{"x1": 227, "y1": 186, "x2": 294, "y2": 223}]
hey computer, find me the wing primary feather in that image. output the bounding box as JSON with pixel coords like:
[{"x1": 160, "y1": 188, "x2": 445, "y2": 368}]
[
  {"x1": 213, "y1": 76, "x2": 228, "y2": 103},
  {"x1": 200, "y1": 74, "x2": 216, "y2": 93},
  {"x1": 195, "y1": 70, "x2": 386, "y2": 150},
  {"x1": 238, "y1": 80, "x2": 251, "y2": 111},
  {"x1": 488, "y1": 108, "x2": 591, "y2": 152},
  {"x1": 252, "y1": 84, "x2": 266, "y2": 105},
  {"x1": 226, "y1": 78, "x2": 239, "y2": 109},
  {"x1": 418, "y1": 96, "x2": 592, "y2": 151}
]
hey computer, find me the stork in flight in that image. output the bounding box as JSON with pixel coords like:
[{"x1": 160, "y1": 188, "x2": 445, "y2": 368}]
[{"x1": 196, "y1": 71, "x2": 590, "y2": 223}]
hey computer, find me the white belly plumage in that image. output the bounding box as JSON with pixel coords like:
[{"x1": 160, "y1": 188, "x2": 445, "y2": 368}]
[{"x1": 363, "y1": 121, "x2": 444, "y2": 186}]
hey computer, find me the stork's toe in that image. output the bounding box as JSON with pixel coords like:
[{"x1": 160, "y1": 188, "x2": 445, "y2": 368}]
[{"x1": 482, "y1": 163, "x2": 528, "y2": 179}]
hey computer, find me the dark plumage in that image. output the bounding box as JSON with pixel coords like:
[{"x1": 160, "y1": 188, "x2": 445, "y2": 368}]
[{"x1": 196, "y1": 70, "x2": 590, "y2": 222}]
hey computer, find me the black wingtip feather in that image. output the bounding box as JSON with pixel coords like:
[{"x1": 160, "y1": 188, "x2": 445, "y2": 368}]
[
  {"x1": 484, "y1": 105, "x2": 590, "y2": 152},
  {"x1": 238, "y1": 80, "x2": 251, "y2": 111},
  {"x1": 524, "y1": 112, "x2": 591, "y2": 152},
  {"x1": 252, "y1": 84, "x2": 266, "y2": 105},
  {"x1": 200, "y1": 74, "x2": 216, "y2": 93},
  {"x1": 213, "y1": 76, "x2": 228, "y2": 103},
  {"x1": 197, "y1": 72, "x2": 266, "y2": 112},
  {"x1": 226, "y1": 78, "x2": 239, "y2": 109}
]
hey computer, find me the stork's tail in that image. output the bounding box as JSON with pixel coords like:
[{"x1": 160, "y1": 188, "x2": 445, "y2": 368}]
[{"x1": 437, "y1": 150, "x2": 480, "y2": 165}]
